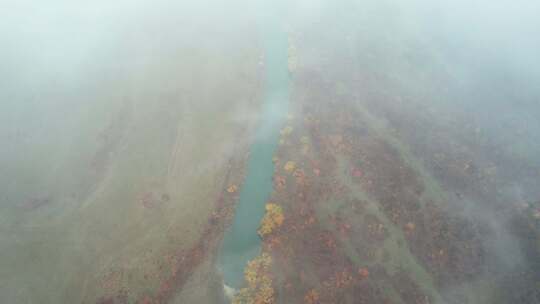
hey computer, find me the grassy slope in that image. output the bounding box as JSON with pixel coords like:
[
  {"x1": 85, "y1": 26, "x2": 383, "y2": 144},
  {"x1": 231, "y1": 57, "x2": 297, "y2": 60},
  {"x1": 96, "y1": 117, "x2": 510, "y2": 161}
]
[{"x1": 0, "y1": 16, "x2": 262, "y2": 304}]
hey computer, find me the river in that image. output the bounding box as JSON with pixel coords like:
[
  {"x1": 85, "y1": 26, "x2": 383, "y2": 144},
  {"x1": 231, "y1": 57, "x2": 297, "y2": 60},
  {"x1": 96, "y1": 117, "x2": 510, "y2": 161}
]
[{"x1": 218, "y1": 6, "x2": 290, "y2": 291}]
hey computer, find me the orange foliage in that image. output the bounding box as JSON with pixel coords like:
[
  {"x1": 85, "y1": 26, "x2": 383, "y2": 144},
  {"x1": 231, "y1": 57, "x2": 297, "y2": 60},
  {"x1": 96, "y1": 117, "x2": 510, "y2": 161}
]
[{"x1": 304, "y1": 289, "x2": 320, "y2": 304}]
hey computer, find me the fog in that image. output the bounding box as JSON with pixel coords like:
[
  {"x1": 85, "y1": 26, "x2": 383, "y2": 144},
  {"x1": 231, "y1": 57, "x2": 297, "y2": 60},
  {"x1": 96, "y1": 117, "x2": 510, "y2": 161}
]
[{"x1": 1, "y1": 0, "x2": 539, "y2": 303}]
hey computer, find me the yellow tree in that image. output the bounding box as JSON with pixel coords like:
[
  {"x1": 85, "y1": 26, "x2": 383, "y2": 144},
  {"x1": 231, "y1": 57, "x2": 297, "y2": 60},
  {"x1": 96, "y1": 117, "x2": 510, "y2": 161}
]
[
  {"x1": 258, "y1": 203, "x2": 284, "y2": 237},
  {"x1": 233, "y1": 253, "x2": 274, "y2": 304}
]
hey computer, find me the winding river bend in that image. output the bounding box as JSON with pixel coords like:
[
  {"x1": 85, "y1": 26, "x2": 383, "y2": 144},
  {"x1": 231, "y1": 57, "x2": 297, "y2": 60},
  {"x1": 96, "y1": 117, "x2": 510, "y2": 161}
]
[{"x1": 218, "y1": 12, "x2": 290, "y2": 291}]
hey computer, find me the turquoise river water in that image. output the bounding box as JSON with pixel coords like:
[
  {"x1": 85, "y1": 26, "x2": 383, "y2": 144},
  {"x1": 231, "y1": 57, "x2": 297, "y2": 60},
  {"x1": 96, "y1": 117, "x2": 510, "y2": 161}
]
[{"x1": 218, "y1": 11, "x2": 290, "y2": 289}]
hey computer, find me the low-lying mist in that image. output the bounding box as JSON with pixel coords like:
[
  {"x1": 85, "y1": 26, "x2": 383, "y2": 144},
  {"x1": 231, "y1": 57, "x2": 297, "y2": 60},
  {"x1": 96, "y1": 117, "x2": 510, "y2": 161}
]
[{"x1": 1, "y1": 0, "x2": 539, "y2": 303}]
